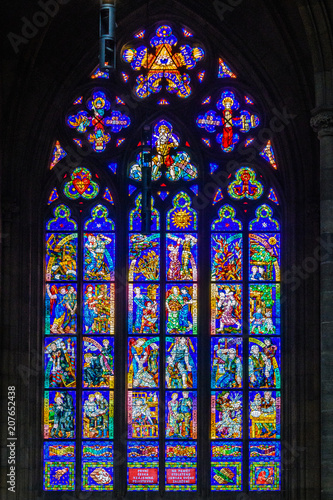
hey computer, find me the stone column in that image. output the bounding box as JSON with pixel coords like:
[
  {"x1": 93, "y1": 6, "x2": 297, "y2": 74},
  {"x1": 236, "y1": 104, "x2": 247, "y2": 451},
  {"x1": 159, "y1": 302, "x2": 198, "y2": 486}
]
[{"x1": 311, "y1": 109, "x2": 333, "y2": 500}]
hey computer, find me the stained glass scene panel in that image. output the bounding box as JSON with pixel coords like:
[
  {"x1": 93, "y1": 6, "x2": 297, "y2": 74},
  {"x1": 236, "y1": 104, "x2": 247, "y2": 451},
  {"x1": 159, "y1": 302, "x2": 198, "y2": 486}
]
[
  {"x1": 127, "y1": 441, "x2": 159, "y2": 491},
  {"x1": 83, "y1": 233, "x2": 115, "y2": 281},
  {"x1": 211, "y1": 337, "x2": 242, "y2": 389},
  {"x1": 44, "y1": 337, "x2": 76, "y2": 388},
  {"x1": 128, "y1": 391, "x2": 159, "y2": 439},
  {"x1": 82, "y1": 391, "x2": 114, "y2": 439},
  {"x1": 45, "y1": 283, "x2": 77, "y2": 335},
  {"x1": 44, "y1": 391, "x2": 76, "y2": 439},
  {"x1": 249, "y1": 284, "x2": 280, "y2": 335},
  {"x1": 82, "y1": 441, "x2": 113, "y2": 490},
  {"x1": 129, "y1": 233, "x2": 160, "y2": 281},
  {"x1": 43, "y1": 442, "x2": 75, "y2": 490},
  {"x1": 211, "y1": 391, "x2": 242, "y2": 439},
  {"x1": 249, "y1": 391, "x2": 281, "y2": 439},
  {"x1": 166, "y1": 337, "x2": 197, "y2": 389},
  {"x1": 82, "y1": 337, "x2": 114, "y2": 388},
  {"x1": 211, "y1": 284, "x2": 242, "y2": 335},
  {"x1": 249, "y1": 233, "x2": 280, "y2": 282},
  {"x1": 165, "y1": 441, "x2": 197, "y2": 491},
  {"x1": 166, "y1": 284, "x2": 197, "y2": 335},
  {"x1": 128, "y1": 337, "x2": 160, "y2": 388},
  {"x1": 45, "y1": 233, "x2": 77, "y2": 281},
  {"x1": 165, "y1": 391, "x2": 197, "y2": 439},
  {"x1": 83, "y1": 283, "x2": 115, "y2": 335},
  {"x1": 166, "y1": 233, "x2": 198, "y2": 281},
  {"x1": 249, "y1": 337, "x2": 281, "y2": 389},
  {"x1": 249, "y1": 441, "x2": 281, "y2": 490},
  {"x1": 211, "y1": 441, "x2": 242, "y2": 490},
  {"x1": 128, "y1": 284, "x2": 160, "y2": 335},
  {"x1": 211, "y1": 233, "x2": 242, "y2": 281}
]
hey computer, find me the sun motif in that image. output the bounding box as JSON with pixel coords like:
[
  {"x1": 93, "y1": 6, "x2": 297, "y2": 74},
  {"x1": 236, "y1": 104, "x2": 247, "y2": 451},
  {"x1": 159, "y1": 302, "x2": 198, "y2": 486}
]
[
  {"x1": 268, "y1": 236, "x2": 277, "y2": 246},
  {"x1": 172, "y1": 208, "x2": 192, "y2": 229}
]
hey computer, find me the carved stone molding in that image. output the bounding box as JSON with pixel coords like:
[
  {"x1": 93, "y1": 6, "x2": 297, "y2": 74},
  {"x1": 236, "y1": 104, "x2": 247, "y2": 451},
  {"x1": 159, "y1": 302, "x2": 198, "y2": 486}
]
[{"x1": 310, "y1": 109, "x2": 333, "y2": 138}]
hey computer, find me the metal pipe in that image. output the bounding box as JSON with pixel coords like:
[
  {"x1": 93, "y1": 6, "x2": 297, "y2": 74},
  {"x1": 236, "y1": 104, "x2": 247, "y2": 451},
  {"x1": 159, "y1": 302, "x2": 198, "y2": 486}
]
[{"x1": 99, "y1": 0, "x2": 116, "y2": 71}]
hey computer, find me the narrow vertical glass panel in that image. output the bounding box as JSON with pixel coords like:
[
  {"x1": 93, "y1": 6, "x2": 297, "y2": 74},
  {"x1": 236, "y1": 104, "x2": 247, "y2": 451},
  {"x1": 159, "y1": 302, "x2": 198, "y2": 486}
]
[
  {"x1": 211, "y1": 233, "x2": 242, "y2": 281},
  {"x1": 44, "y1": 391, "x2": 76, "y2": 439},
  {"x1": 44, "y1": 337, "x2": 76, "y2": 388},
  {"x1": 166, "y1": 284, "x2": 197, "y2": 335},
  {"x1": 211, "y1": 391, "x2": 243, "y2": 439},
  {"x1": 128, "y1": 391, "x2": 159, "y2": 438},
  {"x1": 211, "y1": 337, "x2": 242, "y2": 389},
  {"x1": 45, "y1": 233, "x2": 78, "y2": 281},
  {"x1": 83, "y1": 283, "x2": 115, "y2": 335},
  {"x1": 82, "y1": 391, "x2": 114, "y2": 438},
  {"x1": 128, "y1": 284, "x2": 160, "y2": 335},
  {"x1": 211, "y1": 441, "x2": 242, "y2": 490},
  {"x1": 249, "y1": 441, "x2": 281, "y2": 490},
  {"x1": 249, "y1": 284, "x2": 280, "y2": 335},
  {"x1": 166, "y1": 233, "x2": 198, "y2": 280},
  {"x1": 129, "y1": 233, "x2": 160, "y2": 281},
  {"x1": 128, "y1": 337, "x2": 160, "y2": 388},
  {"x1": 249, "y1": 338, "x2": 281, "y2": 389},
  {"x1": 82, "y1": 441, "x2": 113, "y2": 490},
  {"x1": 45, "y1": 284, "x2": 77, "y2": 335},
  {"x1": 166, "y1": 337, "x2": 198, "y2": 389},
  {"x1": 43, "y1": 442, "x2": 75, "y2": 490},
  {"x1": 83, "y1": 233, "x2": 115, "y2": 281},
  {"x1": 127, "y1": 441, "x2": 159, "y2": 490},
  {"x1": 211, "y1": 284, "x2": 242, "y2": 335},
  {"x1": 249, "y1": 391, "x2": 281, "y2": 439},
  {"x1": 165, "y1": 391, "x2": 197, "y2": 439},
  {"x1": 82, "y1": 337, "x2": 114, "y2": 388},
  {"x1": 165, "y1": 441, "x2": 197, "y2": 491},
  {"x1": 249, "y1": 233, "x2": 280, "y2": 282}
]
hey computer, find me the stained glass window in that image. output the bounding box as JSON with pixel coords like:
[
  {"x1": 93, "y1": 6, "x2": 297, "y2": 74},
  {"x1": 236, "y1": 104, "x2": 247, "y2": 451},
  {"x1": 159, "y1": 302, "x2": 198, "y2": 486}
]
[
  {"x1": 210, "y1": 197, "x2": 281, "y2": 491},
  {"x1": 43, "y1": 191, "x2": 115, "y2": 490},
  {"x1": 127, "y1": 196, "x2": 160, "y2": 490},
  {"x1": 44, "y1": 20, "x2": 283, "y2": 495}
]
